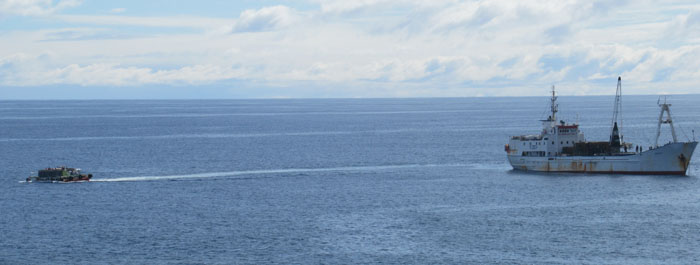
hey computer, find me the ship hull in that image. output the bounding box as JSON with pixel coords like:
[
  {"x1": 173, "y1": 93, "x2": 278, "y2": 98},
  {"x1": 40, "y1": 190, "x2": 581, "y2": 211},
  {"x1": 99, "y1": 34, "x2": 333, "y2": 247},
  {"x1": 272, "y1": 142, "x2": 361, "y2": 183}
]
[
  {"x1": 27, "y1": 173, "x2": 92, "y2": 183},
  {"x1": 507, "y1": 142, "x2": 698, "y2": 175}
]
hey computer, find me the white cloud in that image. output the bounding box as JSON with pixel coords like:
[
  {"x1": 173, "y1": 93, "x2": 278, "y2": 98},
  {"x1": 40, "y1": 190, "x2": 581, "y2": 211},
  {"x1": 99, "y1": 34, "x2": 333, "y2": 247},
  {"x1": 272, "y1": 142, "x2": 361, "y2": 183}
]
[
  {"x1": 109, "y1": 7, "x2": 125, "y2": 14},
  {"x1": 232, "y1": 5, "x2": 300, "y2": 33},
  {"x1": 316, "y1": 0, "x2": 395, "y2": 15},
  {"x1": 48, "y1": 5, "x2": 298, "y2": 33},
  {"x1": 664, "y1": 10, "x2": 700, "y2": 43},
  {"x1": 0, "y1": 0, "x2": 81, "y2": 16},
  {"x1": 53, "y1": 14, "x2": 232, "y2": 29},
  {"x1": 1, "y1": 53, "x2": 249, "y2": 86}
]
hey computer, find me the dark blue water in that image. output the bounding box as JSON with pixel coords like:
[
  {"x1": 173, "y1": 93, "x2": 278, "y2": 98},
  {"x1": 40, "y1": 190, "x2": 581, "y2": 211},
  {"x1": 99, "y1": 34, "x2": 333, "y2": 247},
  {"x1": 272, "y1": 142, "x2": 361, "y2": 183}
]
[{"x1": 1, "y1": 96, "x2": 700, "y2": 264}]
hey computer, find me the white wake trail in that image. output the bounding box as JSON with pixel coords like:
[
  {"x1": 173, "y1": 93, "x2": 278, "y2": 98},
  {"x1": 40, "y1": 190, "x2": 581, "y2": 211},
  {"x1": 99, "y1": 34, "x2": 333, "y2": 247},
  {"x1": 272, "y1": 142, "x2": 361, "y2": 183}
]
[{"x1": 91, "y1": 164, "x2": 468, "y2": 182}]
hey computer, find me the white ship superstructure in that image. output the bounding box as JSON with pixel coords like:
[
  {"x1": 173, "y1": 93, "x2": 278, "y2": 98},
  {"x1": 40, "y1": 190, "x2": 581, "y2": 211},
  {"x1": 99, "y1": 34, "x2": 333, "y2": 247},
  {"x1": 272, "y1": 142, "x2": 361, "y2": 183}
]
[{"x1": 505, "y1": 77, "x2": 697, "y2": 175}]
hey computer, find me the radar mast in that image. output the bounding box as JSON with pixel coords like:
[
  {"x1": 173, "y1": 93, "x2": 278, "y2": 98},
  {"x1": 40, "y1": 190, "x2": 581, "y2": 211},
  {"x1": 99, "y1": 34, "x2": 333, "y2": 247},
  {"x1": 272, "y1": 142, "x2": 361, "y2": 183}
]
[{"x1": 550, "y1": 85, "x2": 558, "y2": 121}]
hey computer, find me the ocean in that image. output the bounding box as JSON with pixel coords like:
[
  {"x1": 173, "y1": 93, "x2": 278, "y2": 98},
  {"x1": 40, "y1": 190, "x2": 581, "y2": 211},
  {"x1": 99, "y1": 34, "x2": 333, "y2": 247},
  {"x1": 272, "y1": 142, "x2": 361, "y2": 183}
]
[{"x1": 1, "y1": 95, "x2": 699, "y2": 264}]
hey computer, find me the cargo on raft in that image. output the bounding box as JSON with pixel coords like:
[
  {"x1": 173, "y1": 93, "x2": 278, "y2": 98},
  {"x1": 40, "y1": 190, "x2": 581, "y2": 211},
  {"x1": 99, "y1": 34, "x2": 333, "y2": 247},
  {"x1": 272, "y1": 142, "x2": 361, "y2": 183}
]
[{"x1": 27, "y1": 166, "x2": 93, "y2": 182}]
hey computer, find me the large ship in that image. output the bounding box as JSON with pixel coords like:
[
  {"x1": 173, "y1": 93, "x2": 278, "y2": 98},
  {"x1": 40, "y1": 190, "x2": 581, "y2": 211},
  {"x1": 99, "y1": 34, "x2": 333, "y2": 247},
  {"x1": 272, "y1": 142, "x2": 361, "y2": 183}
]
[{"x1": 505, "y1": 77, "x2": 697, "y2": 175}]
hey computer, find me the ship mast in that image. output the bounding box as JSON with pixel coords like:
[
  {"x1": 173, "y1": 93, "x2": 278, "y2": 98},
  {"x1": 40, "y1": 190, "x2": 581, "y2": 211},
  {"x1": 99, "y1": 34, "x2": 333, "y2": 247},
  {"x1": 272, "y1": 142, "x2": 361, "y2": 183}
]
[
  {"x1": 655, "y1": 96, "x2": 677, "y2": 147},
  {"x1": 610, "y1": 77, "x2": 622, "y2": 149},
  {"x1": 550, "y1": 85, "x2": 558, "y2": 121}
]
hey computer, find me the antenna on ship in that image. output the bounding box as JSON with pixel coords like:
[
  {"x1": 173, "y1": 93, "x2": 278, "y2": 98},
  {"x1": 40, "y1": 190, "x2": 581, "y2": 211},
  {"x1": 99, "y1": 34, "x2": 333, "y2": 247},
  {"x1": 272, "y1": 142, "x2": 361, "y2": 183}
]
[
  {"x1": 550, "y1": 85, "x2": 558, "y2": 121},
  {"x1": 610, "y1": 77, "x2": 622, "y2": 151}
]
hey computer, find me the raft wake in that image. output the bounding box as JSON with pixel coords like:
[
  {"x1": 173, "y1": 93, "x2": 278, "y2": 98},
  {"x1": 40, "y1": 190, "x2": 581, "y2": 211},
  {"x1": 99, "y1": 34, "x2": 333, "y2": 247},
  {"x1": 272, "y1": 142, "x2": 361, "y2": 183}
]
[{"x1": 91, "y1": 163, "x2": 469, "y2": 182}]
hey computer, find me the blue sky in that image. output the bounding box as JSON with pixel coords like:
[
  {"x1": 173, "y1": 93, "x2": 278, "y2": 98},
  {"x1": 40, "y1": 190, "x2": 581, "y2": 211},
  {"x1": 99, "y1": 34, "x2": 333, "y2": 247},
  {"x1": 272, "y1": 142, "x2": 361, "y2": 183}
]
[{"x1": 1, "y1": 0, "x2": 700, "y2": 99}]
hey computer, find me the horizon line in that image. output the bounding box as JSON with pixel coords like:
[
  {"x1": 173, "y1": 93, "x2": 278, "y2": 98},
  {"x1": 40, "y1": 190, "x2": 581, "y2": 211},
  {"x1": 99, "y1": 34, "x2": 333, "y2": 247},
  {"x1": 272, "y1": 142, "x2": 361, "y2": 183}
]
[{"x1": 1, "y1": 93, "x2": 698, "y2": 101}]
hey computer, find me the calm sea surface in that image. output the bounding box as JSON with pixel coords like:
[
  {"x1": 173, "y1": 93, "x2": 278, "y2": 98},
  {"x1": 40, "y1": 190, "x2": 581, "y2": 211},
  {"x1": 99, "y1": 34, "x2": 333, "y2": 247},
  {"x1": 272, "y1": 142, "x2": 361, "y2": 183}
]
[{"x1": 1, "y1": 96, "x2": 700, "y2": 264}]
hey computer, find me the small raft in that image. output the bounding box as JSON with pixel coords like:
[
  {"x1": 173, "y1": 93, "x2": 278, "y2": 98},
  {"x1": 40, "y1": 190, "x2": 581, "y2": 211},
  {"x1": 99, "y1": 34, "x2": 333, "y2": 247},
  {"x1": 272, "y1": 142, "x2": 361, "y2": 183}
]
[{"x1": 27, "y1": 166, "x2": 93, "y2": 183}]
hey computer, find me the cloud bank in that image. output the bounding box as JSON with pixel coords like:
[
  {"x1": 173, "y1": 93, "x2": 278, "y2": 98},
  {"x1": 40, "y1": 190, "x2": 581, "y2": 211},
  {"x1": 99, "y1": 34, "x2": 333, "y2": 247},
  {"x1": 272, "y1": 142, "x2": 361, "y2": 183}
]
[{"x1": 1, "y1": 0, "x2": 700, "y2": 98}]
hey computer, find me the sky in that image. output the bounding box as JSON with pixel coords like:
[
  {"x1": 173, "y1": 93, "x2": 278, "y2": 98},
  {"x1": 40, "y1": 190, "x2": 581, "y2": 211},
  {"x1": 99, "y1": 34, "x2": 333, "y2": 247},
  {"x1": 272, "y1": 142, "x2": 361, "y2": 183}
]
[{"x1": 1, "y1": 0, "x2": 700, "y2": 99}]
